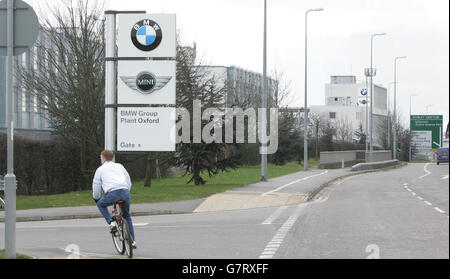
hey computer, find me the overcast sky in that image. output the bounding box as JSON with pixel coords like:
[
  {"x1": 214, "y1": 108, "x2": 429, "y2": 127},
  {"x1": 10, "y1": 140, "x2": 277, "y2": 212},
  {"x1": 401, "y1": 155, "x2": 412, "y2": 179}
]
[{"x1": 31, "y1": 0, "x2": 449, "y2": 127}]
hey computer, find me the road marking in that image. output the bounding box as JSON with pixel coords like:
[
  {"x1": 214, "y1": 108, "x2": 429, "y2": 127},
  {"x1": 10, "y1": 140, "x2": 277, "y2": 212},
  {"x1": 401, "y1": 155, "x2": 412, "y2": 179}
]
[
  {"x1": 442, "y1": 175, "x2": 449, "y2": 180},
  {"x1": 262, "y1": 171, "x2": 329, "y2": 196},
  {"x1": 134, "y1": 223, "x2": 149, "y2": 227},
  {"x1": 434, "y1": 207, "x2": 446, "y2": 214},
  {"x1": 418, "y1": 163, "x2": 431, "y2": 179},
  {"x1": 424, "y1": 201, "x2": 433, "y2": 206},
  {"x1": 262, "y1": 206, "x2": 288, "y2": 225},
  {"x1": 417, "y1": 196, "x2": 424, "y2": 201},
  {"x1": 411, "y1": 192, "x2": 417, "y2": 196},
  {"x1": 259, "y1": 204, "x2": 307, "y2": 259}
]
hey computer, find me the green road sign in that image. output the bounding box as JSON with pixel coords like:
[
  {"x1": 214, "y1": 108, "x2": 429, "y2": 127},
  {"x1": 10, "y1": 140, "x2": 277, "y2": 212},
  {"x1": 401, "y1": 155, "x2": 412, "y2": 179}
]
[{"x1": 410, "y1": 115, "x2": 443, "y2": 151}]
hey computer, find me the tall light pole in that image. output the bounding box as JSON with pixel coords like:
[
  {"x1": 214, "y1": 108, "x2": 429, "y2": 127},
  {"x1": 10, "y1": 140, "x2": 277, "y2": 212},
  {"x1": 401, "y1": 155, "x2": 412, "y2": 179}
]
[
  {"x1": 261, "y1": 0, "x2": 268, "y2": 181},
  {"x1": 409, "y1": 94, "x2": 418, "y2": 162},
  {"x1": 387, "y1": 81, "x2": 396, "y2": 151},
  {"x1": 304, "y1": 8, "x2": 323, "y2": 171},
  {"x1": 369, "y1": 33, "x2": 387, "y2": 162},
  {"x1": 393, "y1": 56, "x2": 407, "y2": 160}
]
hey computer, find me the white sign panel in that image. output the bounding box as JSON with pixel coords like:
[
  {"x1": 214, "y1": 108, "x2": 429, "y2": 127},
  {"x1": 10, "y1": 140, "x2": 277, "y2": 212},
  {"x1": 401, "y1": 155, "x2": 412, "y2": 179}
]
[
  {"x1": 411, "y1": 130, "x2": 432, "y2": 150},
  {"x1": 118, "y1": 60, "x2": 176, "y2": 105},
  {"x1": 118, "y1": 14, "x2": 176, "y2": 58},
  {"x1": 117, "y1": 107, "x2": 176, "y2": 152}
]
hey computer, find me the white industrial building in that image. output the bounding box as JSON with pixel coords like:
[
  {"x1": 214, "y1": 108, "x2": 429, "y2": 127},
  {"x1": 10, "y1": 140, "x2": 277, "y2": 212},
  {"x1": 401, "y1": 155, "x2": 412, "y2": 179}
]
[{"x1": 310, "y1": 75, "x2": 388, "y2": 147}]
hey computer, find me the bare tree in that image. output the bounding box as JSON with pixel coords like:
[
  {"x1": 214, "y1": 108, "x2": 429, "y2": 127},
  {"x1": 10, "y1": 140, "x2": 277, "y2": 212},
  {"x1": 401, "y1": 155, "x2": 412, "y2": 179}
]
[
  {"x1": 19, "y1": 0, "x2": 105, "y2": 189},
  {"x1": 309, "y1": 112, "x2": 327, "y2": 159},
  {"x1": 335, "y1": 116, "x2": 354, "y2": 142}
]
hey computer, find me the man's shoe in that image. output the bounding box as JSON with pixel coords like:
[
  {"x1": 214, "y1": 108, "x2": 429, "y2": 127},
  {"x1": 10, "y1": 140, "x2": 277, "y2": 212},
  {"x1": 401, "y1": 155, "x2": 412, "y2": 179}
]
[
  {"x1": 131, "y1": 241, "x2": 137, "y2": 249},
  {"x1": 109, "y1": 221, "x2": 118, "y2": 233}
]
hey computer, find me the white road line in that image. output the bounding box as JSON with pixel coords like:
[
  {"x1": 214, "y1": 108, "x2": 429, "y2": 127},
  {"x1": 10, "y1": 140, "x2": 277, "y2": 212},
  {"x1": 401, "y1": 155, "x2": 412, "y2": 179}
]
[
  {"x1": 442, "y1": 175, "x2": 449, "y2": 180},
  {"x1": 411, "y1": 192, "x2": 417, "y2": 196},
  {"x1": 418, "y1": 163, "x2": 431, "y2": 179},
  {"x1": 259, "y1": 204, "x2": 307, "y2": 259},
  {"x1": 417, "y1": 196, "x2": 424, "y2": 201},
  {"x1": 424, "y1": 201, "x2": 433, "y2": 206},
  {"x1": 262, "y1": 171, "x2": 329, "y2": 196},
  {"x1": 262, "y1": 206, "x2": 288, "y2": 225},
  {"x1": 434, "y1": 207, "x2": 446, "y2": 214},
  {"x1": 134, "y1": 223, "x2": 149, "y2": 227}
]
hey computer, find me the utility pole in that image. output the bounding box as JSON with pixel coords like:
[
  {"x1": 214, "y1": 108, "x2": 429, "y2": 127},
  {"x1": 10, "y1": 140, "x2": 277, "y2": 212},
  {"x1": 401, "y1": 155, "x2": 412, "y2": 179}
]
[
  {"x1": 369, "y1": 33, "x2": 386, "y2": 162},
  {"x1": 261, "y1": 0, "x2": 268, "y2": 181},
  {"x1": 4, "y1": 0, "x2": 16, "y2": 259},
  {"x1": 304, "y1": 8, "x2": 323, "y2": 171},
  {"x1": 393, "y1": 56, "x2": 406, "y2": 160}
]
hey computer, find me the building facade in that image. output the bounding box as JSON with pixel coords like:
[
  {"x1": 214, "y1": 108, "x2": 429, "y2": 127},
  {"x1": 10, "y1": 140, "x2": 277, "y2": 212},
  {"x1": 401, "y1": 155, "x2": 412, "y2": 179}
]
[
  {"x1": 197, "y1": 65, "x2": 277, "y2": 108},
  {"x1": 310, "y1": 75, "x2": 388, "y2": 147},
  {"x1": 0, "y1": 31, "x2": 51, "y2": 141}
]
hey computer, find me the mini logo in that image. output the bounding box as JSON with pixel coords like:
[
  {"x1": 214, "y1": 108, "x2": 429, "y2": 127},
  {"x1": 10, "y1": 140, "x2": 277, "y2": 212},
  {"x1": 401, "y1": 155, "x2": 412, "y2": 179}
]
[
  {"x1": 121, "y1": 72, "x2": 172, "y2": 95},
  {"x1": 131, "y1": 19, "x2": 163, "y2": 51}
]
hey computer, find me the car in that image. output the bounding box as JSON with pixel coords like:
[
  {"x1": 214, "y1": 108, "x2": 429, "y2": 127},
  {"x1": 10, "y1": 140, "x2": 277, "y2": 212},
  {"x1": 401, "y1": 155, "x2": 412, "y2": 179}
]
[{"x1": 436, "y1": 147, "x2": 449, "y2": 165}]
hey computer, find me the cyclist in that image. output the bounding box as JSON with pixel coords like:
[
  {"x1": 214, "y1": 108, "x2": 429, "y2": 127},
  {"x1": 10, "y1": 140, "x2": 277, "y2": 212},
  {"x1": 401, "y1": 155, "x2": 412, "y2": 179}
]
[{"x1": 92, "y1": 150, "x2": 137, "y2": 249}]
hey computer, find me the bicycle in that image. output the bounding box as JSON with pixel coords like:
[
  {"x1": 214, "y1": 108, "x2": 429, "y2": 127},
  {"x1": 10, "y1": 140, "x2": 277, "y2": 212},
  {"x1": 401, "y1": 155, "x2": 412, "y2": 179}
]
[{"x1": 111, "y1": 200, "x2": 133, "y2": 258}]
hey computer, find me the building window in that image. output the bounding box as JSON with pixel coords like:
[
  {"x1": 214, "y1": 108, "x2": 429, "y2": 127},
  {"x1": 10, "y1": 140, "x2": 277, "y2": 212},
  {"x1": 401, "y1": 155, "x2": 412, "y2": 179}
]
[{"x1": 329, "y1": 112, "x2": 336, "y2": 119}]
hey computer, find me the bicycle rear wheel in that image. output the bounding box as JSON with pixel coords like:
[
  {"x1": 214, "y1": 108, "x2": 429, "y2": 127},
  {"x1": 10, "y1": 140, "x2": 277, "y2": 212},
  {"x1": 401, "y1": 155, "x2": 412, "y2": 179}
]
[
  {"x1": 111, "y1": 210, "x2": 125, "y2": 255},
  {"x1": 122, "y1": 219, "x2": 133, "y2": 258}
]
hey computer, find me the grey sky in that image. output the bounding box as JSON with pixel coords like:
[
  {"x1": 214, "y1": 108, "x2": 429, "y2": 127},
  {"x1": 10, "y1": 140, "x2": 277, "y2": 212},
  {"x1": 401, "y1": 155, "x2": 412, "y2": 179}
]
[{"x1": 30, "y1": 0, "x2": 449, "y2": 127}]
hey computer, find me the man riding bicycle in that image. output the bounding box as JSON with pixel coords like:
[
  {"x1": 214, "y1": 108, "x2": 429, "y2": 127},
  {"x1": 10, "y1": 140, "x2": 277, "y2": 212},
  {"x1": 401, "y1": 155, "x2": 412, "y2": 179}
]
[{"x1": 92, "y1": 150, "x2": 137, "y2": 249}]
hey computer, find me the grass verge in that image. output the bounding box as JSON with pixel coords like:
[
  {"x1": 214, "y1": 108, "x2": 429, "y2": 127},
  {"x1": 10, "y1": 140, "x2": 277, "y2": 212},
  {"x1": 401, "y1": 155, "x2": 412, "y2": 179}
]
[
  {"x1": 0, "y1": 250, "x2": 32, "y2": 259},
  {"x1": 5, "y1": 160, "x2": 318, "y2": 211}
]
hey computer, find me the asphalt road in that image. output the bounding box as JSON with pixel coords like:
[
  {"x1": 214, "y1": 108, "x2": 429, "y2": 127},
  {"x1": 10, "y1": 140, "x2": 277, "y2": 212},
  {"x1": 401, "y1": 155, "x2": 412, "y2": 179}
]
[{"x1": 0, "y1": 163, "x2": 448, "y2": 259}]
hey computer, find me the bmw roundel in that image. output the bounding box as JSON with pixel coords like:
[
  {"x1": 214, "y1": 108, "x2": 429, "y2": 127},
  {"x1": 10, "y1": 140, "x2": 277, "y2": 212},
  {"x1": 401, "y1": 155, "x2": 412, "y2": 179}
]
[{"x1": 131, "y1": 19, "x2": 163, "y2": 51}]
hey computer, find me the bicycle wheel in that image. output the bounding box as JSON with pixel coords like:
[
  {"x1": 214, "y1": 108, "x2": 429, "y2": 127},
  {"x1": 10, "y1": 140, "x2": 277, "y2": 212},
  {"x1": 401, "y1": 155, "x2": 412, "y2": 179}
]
[
  {"x1": 122, "y1": 219, "x2": 133, "y2": 258},
  {"x1": 111, "y1": 211, "x2": 125, "y2": 255}
]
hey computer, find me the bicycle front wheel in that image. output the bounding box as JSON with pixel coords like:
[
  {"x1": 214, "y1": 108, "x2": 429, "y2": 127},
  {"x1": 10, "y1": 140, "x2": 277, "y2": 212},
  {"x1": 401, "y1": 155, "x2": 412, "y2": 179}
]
[{"x1": 122, "y1": 219, "x2": 133, "y2": 259}]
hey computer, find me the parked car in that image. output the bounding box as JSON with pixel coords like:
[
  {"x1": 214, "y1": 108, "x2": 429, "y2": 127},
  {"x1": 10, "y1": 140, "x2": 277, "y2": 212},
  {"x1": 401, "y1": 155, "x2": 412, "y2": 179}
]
[{"x1": 436, "y1": 148, "x2": 449, "y2": 165}]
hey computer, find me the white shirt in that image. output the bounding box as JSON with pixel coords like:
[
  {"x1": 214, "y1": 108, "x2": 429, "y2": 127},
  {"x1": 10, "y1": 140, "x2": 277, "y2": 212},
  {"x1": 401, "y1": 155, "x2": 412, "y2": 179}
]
[{"x1": 92, "y1": 161, "x2": 132, "y2": 200}]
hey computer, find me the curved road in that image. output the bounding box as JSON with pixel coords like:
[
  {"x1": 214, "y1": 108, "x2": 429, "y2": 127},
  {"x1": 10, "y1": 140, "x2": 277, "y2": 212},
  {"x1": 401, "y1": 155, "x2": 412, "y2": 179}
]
[{"x1": 0, "y1": 163, "x2": 448, "y2": 259}]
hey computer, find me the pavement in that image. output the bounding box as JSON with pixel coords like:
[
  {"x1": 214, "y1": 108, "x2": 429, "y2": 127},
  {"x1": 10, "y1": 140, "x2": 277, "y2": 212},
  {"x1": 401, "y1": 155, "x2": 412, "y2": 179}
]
[
  {"x1": 1, "y1": 167, "x2": 353, "y2": 222},
  {"x1": 0, "y1": 162, "x2": 447, "y2": 259},
  {"x1": 0, "y1": 199, "x2": 205, "y2": 223}
]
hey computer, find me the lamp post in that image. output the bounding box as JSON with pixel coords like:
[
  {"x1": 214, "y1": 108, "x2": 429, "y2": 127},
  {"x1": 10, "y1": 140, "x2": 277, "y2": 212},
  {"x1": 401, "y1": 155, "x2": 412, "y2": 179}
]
[
  {"x1": 387, "y1": 81, "x2": 396, "y2": 151},
  {"x1": 261, "y1": 0, "x2": 268, "y2": 181},
  {"x1": 369, "y1": 33, "x2": 387, "y2": 162},
  {"x1": 393, "y1": 56, "x2": 407, "y2": 160},
  {"x1": 304, "y1": 8, "x2": 323, "y2": 171},
  {"x1": 409, "y1": 94, "x2": 418, "y2": 162}
]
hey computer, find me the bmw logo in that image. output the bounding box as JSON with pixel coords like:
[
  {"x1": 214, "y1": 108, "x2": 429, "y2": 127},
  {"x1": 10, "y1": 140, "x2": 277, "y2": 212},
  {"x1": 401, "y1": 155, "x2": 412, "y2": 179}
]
[
  {"x1": 136, "y1": 71, "x2": 156, "y2": 94},
  {"x1": 131, "y1": 19, "x2": 163, "y2": 51}
]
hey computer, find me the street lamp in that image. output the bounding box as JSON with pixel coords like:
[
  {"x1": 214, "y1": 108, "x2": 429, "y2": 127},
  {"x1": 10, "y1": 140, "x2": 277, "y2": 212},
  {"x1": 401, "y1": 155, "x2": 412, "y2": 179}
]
[
  {"x1": 304, "y1": 8, "x2": 324, "y2": 171},
  {"x1": 393, "y1": 56, "x2": 407, "y2": 160},
  {"x1": 409, "y1": 94, "x2": 418, "y2": 161},
  {"x1": 261, "y1": 0, "x2": 268, "y2": 181},
  {"x1": 387, "y1": 81, "x2": 397, "y2": 151},
  {"x1": 369, "y1": 33, "x2": 387, "y2": 162}
]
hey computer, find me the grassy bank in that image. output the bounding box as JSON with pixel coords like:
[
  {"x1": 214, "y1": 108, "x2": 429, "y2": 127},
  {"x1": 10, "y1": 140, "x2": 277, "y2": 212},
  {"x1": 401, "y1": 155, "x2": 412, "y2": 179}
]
[
  {"x1": 0, "y1": 250, "x2": 32, "y2": 259},
  {"x1": 6, "y1": 160, "x2": 318, "y2": 211}
]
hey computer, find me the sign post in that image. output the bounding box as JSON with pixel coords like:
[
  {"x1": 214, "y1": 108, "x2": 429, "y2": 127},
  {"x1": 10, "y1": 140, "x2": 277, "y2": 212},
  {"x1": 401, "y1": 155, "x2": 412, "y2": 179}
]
[
  {"x1": 410, "y1": 115, "x2": 443, "y2": 160},
  {"x1": 0, "y1": 0, "x2": 39, "y2": 259},
  {"x1": 104, "y1": 11, "x2": 176, "y2": 154}
]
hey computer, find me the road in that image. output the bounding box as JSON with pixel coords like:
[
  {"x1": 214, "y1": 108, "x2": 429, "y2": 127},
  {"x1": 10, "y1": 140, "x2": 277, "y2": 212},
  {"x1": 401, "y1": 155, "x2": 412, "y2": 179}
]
[{"x1": 0, "y1": 163, "x2": 448, "y2": 259}]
